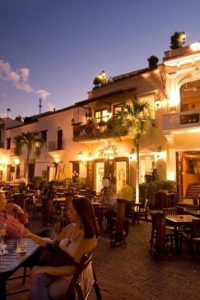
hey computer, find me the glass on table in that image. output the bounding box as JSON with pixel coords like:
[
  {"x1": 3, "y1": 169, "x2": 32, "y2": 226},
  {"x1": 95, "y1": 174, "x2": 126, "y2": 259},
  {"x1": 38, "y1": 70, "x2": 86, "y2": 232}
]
[
  {"x1": 16, "y1": 238, "x2": 27, "y2": 254},
  {"x1": 0, "y1": 222, "x2": 7, "y2": 255}
]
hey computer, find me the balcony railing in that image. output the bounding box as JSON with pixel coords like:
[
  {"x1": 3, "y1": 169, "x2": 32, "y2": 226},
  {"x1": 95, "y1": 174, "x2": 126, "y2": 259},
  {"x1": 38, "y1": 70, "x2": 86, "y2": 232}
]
[
  {"x1": 163, "y1": 111, "x2": 200, "y2": 131},
  {"x1": 72, "y1": 120, "x2": 127, "y2": 141},
  {"x1": 48, "y1": 141, "x2": 63, "y2": 151}
]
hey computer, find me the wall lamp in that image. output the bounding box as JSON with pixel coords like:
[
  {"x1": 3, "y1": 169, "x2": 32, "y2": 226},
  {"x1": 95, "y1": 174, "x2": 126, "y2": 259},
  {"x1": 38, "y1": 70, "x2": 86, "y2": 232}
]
[
  {"x1": 129, "y1": 149, "x2": 136, "y2": 160},
  {"x1": 155, "y1": 99, "x2": 162, "y2": 109}
]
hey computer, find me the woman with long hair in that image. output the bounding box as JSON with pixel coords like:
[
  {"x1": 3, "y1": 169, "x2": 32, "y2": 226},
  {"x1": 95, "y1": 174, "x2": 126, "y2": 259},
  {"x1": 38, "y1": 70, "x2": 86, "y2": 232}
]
[{"x1": 24, "y1": 196, "x2": 99, "y2": 300}]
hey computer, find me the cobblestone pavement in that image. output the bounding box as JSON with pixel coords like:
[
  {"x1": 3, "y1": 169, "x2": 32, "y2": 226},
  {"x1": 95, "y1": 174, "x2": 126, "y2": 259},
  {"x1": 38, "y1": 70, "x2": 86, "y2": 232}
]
[{"x1": 7, "y1": 219, "x2": 200, "y2": 300}]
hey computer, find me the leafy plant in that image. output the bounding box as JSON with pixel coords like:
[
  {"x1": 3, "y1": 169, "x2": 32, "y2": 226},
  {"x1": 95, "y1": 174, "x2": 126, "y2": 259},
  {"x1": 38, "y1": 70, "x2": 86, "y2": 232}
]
[
  {"x1": 117, "y1": 184, "x2": 134, "y2": 201},
  {"x1": 170, "y1": 31, "x2": 186, "y2": 49},
  {"x1": 13, "y1": 131, "x2": 44, "y2": 185},
  {"x1": 147, "y1": 55, "x2": 159, "y2": 69},
  {"x1": 117, "y1": 100, "x2": 156, "y2": 203},
  {"x1": 106, "y1": 115, "x2": 127, "y2": 136}
]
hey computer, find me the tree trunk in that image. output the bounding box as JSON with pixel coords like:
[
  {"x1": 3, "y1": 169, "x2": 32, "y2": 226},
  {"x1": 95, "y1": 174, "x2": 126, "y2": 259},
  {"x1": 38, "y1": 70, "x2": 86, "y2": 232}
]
[
  {"x1": 135, "y1": 141, "x2": 140, "y2": 203},
  {"x1": 25, "y1": 151, "x2": 30, "y2": 186}
]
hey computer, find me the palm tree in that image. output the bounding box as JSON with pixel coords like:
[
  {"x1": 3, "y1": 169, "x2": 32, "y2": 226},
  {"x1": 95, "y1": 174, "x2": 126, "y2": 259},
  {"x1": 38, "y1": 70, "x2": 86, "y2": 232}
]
[
  {"x1": 118, "y1": 99, "x2": 155, "y2": 203},
  {"x1": 14, "y1": 131, "x2": 44, "y2": 185}
]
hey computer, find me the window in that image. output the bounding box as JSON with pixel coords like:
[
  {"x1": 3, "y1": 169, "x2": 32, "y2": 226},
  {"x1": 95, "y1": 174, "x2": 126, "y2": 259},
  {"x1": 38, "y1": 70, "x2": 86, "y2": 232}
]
[
  {"x1": 57, "y1": 129, "x2": 63, "y2": 150},
  {"x1": 180, "y1": 80, "x2": 200, "y2": 112},
  {"x1": 95, "y1": 109, "x2": 109, "y2": 124},
  {"x1": 7, "y1": 138, "x2": 11, "y2": 150},
  {"x1": 113, "y1": 104, "x2": 123, "y2": 116},
  {"x1": 40, "y1": 130, "x2": 47, "y2": 143},
  {"x1": 16, "y1": 164, "x2": 20, "y2": 179}
]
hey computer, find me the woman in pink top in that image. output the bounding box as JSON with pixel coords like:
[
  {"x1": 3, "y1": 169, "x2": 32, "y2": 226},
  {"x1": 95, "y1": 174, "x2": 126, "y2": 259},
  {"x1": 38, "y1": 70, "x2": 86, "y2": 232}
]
[{"x1": 0, "y1": 191, "x2": 28, "y2": 238}]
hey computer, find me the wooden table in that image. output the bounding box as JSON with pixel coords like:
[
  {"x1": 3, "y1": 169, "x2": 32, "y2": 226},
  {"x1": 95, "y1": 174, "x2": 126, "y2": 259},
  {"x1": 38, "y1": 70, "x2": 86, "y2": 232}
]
[
  {"x1": 92, "y1": 202, "x2": 109, "y2": 227},
  {"x1": 166, "y1": 214, "x2": 200, "y2": 227},
  {"x1": 165, "y1": 214, "x2": 200, "y2": 254},
  {"x1": 186, "y1": 210, "x2": 200, "y2": 217},
  {"x1": 0, "y1": 238, "x2": 39, "y2": 300}
]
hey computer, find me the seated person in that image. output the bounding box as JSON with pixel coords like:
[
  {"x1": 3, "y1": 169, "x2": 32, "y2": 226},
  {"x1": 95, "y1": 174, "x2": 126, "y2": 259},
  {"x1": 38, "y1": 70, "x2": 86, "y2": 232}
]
[
  {"x1": 0, "y1": 190, "x2": 28, "y2": 238},
  {"x1": 24, "y1": 196, "x2": 99, "y2": 300}
]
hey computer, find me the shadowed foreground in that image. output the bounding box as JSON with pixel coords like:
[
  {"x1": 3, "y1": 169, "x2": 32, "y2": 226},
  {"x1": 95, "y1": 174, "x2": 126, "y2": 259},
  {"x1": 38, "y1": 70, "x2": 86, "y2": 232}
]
[{"x1": 6, "y1": 219, "x2": 200, "y2": 300}]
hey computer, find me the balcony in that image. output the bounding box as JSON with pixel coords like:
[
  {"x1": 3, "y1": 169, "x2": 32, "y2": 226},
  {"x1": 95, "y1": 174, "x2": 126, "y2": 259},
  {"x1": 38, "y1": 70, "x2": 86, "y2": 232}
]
[
  {"x1": 163, "y1": 111, "x2": 200, "y2": 131},
  {"x1": 48, "y1": 141, "x2": 63, "y2": 151},
  {"x1": 72, "y1": 118, "x2": 127, "y2": 141}
]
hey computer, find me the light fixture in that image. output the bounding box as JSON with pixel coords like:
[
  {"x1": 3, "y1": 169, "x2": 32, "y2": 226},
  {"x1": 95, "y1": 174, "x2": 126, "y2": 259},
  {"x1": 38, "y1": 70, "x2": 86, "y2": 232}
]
[
  {"x1": 155, "y1": 146, "x2": 163, "y2": 160},
  {"x1": 13, "y1": 157, "x2": 20, "y2": 165},
  {"x1": 155, "y1": 99, "x2": 162, "y2": 109},
  {"x1": 129, "y1": 149, "x2": 136, "y2": 160},
  {"x1": 54, "y1": 157, "x2": 61, "y2": 163},
  {"x1": 77, "y1": 151, "x2": 84, "y2": 161}
]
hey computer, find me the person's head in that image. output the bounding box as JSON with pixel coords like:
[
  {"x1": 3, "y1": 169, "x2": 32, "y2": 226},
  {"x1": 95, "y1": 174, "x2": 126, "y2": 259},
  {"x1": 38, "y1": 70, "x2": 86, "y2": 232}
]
[
  {"x1": 67, "y1": 196, "x2": 99, "y2": 239},
  {"x1": 0, "y1": 191, "x2": 6, "y2": 212}
]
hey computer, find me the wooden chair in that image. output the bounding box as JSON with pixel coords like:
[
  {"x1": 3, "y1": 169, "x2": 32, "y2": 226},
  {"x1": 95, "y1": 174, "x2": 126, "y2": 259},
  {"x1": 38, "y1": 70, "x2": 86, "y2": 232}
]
[
  {"x1": 138, "y1": 199, "x2": 149, "y2": 223},
  {"x1": 163, "y1": 207, "x2": 177, "y2": 216},
  {"x1": 13, "y1": 193, "x2": 25, "y2": 209},
  {"x1": 163, "y1": 207, "x2": 177, "y2": 231},
  {"x1": 150, "y1": 211, "x2": 177, "y2": 255},
  {"x1": 181, "y1": 219, "x2": 200, "y2": 257},
  {"x1": 62, "y1": 251, "x2": 102, "y2": 300}
]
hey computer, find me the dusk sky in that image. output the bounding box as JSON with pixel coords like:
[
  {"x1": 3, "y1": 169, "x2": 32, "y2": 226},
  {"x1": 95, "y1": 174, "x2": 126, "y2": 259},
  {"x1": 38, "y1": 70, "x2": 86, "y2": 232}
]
[{"x1": 1, "y1": 0, "x2": 200, "y2": 119}]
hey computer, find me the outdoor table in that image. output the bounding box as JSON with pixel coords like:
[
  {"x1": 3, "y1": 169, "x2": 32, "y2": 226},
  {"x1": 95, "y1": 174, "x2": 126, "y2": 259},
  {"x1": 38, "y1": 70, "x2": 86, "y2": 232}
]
[
  {"x1": 165, "y1": 214, "x2": 200, "y2": 254},
  {"x1": 92, "y1": 202, "x2": 110, "y2": 228},
  {"x1": 0, "y1": 238, "x2": 40, "y2": 300},
  {"x1": 186, "y1": 210, "x2": 200, "y2": 217},
  {"x1": 53, "y1": 196, "x2": 66, "y2": 203}
]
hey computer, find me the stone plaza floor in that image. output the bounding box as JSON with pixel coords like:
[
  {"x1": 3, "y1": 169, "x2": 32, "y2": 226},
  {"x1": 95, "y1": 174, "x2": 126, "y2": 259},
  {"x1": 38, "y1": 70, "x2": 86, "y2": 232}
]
[{"x1": 6, "y1": 217, "x2": 200, "y2": 300}]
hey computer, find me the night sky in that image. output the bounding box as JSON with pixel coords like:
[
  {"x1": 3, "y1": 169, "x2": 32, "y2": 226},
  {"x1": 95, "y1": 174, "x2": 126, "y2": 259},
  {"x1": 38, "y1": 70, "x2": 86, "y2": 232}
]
[{"x1": 0, "y1": 0, "x2": 200, "y2": 118}]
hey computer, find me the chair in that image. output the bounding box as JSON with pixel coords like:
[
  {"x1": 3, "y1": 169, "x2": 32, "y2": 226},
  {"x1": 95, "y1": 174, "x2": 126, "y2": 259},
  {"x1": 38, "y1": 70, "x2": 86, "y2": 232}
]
[
  {"x1": 150, "y1": 211, "x2": 177, "y2": 255},
  {"x1": 163, "y1": 207, "x2": 177, "y2": 216},
  {"x1": 13, "y1": 193, "x2": 25, "y2": 209},
  {"x1": 163, "y1": 207, "x2": 177, "y2": 231},
  {"x1": 181, "y1": 219, "x2": 200, "y2": 257},
  {"x1": 62, "y1": 251, "x2": 102, "y2": 300},
  {"x1": 138, "y1": 199, "x2": 149, "y2": 223},
  {"x1": 126, "y1": 201, "x2": 141, "y2": 224}
]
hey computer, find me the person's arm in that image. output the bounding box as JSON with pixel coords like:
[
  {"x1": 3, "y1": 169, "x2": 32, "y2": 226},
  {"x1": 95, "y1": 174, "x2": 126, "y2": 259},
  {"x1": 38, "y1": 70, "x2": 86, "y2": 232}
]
[
  {"x1": 23, "y1": 223, "x2": 76, "y2": 246},
  {"x1": 31, "y1": 265, "x2": 76, "y2": 276},
  {"x1": 24, "y1": 228, "x2": 52, "y2": 247}
]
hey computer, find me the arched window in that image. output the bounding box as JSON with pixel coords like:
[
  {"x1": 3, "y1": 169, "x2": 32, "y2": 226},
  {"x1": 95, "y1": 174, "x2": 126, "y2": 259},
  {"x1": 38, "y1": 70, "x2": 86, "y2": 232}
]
[{"x1": 180, "y1": 80, "x2": 200, "y2": 112}]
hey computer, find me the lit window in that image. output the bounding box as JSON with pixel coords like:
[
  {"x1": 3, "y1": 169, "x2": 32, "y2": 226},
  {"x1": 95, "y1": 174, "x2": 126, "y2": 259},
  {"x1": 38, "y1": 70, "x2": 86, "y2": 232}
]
[
  {"x1": 113, "y1": 104, "x2": 123, "y2": 115},
  {"x1": 95, "y1": 109, "x2": 109, "y2": 123}
]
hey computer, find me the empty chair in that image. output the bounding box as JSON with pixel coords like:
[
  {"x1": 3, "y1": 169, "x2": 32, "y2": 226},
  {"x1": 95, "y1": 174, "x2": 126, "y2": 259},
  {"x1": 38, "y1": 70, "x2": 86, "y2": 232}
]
[
  {"x1": 138, "y1": 198, "x2": 149, "y2": 223},
  {"x1": 181, "y1": 219, "x2": 200, "y2": 257},
  {"x1": 150, "y1": 211, "x2": 176, "y2": 255},
  {"x1": 13, "y1": 193, "x2": 25, "y2": 209},
  {"x1": 163, "y1": 207, "x2": 178, "y2": 231},
  {"x1": 163, "y1": 207, "x2": 177, "y2": 216}
]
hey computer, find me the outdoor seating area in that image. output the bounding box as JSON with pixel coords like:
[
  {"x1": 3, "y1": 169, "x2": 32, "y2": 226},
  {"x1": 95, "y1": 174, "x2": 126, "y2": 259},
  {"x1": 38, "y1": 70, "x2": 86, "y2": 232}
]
[
  {"x1": 1, "y1": 186, "x2": 200, "y2": 299},
  {"x1": 2, "y1": 209, "x2": 200, "y2": 300}
]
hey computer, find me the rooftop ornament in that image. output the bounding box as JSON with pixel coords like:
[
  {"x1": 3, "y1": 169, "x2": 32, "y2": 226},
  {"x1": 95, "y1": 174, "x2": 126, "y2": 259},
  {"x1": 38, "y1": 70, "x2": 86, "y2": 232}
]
[
  {"x1": 93, "y1": 70, "x2": 111, "y2": 88},
  {"x1": 170, "y1": 31, "x2": 186, "y2": 49}
]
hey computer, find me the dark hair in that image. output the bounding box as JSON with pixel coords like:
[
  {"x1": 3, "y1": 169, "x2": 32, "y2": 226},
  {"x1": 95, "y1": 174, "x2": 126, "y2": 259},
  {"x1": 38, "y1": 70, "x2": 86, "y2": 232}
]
[{"x1": 72, "y1": 197, "x2": 100, "y2": 239}]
